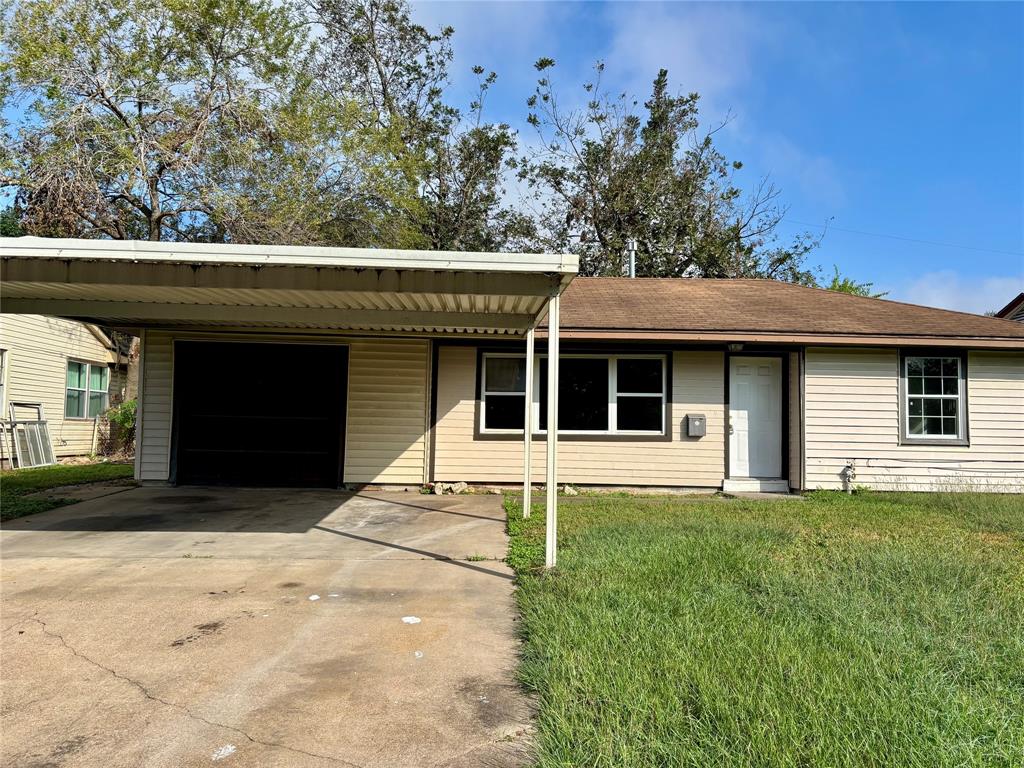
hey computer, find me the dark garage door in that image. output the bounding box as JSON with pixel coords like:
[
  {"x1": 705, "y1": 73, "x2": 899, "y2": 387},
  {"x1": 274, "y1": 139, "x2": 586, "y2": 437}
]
[{"x1": 173, "y1": 342, "x2": 347, "y2": 487}]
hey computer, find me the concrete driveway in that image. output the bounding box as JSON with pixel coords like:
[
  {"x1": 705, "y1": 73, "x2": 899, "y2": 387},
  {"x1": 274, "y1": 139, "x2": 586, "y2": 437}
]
[{"x1": 1, "y1": 488, "x2": 531, "y2": 767}]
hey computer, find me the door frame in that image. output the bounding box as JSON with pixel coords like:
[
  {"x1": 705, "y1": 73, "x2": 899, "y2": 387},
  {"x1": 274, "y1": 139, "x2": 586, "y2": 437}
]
[
  {"x1": 724, "y1": 351, "x2": 789, "y2": 482},
  {"x1": 169, "y1": 337, "x2": 349, "y2": 488}
]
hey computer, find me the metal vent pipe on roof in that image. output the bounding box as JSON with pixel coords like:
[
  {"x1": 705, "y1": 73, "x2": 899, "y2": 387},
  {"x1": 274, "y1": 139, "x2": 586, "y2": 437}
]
[{"x1": 627, "y1": 238, "x2": 637, "y2": 278}]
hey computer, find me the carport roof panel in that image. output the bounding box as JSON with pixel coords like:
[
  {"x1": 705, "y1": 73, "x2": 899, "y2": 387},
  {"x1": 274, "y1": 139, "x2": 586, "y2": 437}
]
[
  {"x1": 1, "y1": 237, "x2": 578, "y2": 275},
  {"x1": 1, "y1": 237, "x2": 578, "y2": 335}
]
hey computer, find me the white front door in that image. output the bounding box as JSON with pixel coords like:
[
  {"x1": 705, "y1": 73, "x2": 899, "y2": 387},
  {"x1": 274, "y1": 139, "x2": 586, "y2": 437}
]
[{"x1": 729, "y1": 357, "x2": 782, "y2": 479}]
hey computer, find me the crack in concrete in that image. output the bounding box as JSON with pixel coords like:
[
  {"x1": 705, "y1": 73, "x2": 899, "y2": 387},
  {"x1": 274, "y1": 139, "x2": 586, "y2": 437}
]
[
  {"x1": 1, "y1": 611, "x2": 40, "y2": 635},
  {"x1": 25, "y1": 617, "x2": 363, "y2": 768}
]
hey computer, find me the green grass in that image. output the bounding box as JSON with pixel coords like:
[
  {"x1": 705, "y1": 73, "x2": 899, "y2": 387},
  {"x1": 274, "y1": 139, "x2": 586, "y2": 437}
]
[
  {"x1": 506, "y1": 491, "x2": 1024, "y2": 767},
  {"x1": 1, "y1": 462, "x2": 135, "y2": 521}
]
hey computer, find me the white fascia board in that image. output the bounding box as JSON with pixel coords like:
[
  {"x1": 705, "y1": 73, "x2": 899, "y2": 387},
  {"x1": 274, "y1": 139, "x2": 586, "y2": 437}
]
[{"x1": 0, "y1": 237, "x2": 579, "y2": 277}]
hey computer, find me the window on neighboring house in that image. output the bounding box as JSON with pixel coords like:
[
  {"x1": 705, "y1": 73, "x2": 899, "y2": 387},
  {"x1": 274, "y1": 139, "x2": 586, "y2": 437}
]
[
  {"x1": 480, "y1": 353, "x2": 667, "y2": 435},
  {"x1": 66, "y1": 360, "x2": 109, "y2": 419},
  {"x1": 901, "y1": 353, "x2": 967, "y2": 443}
]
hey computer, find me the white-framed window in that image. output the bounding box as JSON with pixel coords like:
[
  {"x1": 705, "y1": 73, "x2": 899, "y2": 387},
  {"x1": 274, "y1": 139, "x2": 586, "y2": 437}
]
[
  {"x1": 901, "y1": 353, "x2": 967, "y2": 443},
  {"x1": 481, "y1": 354, "x2": 528, "y2": 431},
  {"x1": 480, "y1": 353, "x2": 668, "y2": 435},
  {"x1": 65, "y1": 360, "x2": 109, "y2": 419}
]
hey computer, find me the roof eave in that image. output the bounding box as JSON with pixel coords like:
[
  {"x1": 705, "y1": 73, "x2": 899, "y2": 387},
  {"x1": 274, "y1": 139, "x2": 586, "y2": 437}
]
[
  {"x1": 540, "y1": 328, "x2": 1024, "y2": 349},
  {"x1": 994, "y1": 292, "x2": 1024, "y2": 319}
]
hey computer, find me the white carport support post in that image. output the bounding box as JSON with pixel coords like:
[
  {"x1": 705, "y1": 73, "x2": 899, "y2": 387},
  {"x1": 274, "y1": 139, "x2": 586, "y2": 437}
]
[
  {"x1": 523, "y1": 326, "x2": 535, "y2": 518},
  {"x1": 545, "y1": 294, "x2": 560, "y2": 568}
]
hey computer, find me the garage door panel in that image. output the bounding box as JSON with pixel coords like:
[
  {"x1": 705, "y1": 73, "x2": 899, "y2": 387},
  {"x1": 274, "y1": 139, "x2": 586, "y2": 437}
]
[{"x1": 173, "y1": 342, "x2": 347, "y2": 487}]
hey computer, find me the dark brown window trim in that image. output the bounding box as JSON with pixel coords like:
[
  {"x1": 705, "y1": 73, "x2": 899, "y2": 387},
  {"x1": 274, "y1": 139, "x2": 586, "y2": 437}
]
[
  {"x1": 897, "y1": 348, "x2": 970, "y2": 447},
  {"x1": 472, "y1": 345, "x2": 675, "y2": 443}
]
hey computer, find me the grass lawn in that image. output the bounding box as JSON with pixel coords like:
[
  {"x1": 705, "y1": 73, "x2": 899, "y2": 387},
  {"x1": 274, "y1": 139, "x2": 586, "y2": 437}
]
[
  {"x1": 1, "y1": 462, "x2": 135, "y2": 521},
  {"x1": 506, "y1": 491, "x2": 1024, "y2": 767}
]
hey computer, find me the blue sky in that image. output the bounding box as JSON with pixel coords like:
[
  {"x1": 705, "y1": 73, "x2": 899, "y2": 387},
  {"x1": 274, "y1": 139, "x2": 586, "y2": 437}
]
[{"x1": 415, "y1": 1, "x2": 1023, "y2": 313}]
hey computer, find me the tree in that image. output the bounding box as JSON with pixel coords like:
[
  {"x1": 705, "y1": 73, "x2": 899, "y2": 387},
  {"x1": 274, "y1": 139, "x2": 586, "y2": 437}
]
[
  {"x1": 520, "y1": 61, "x2": 819, "y2": 281},
  {"x1": 0, "y1": 205, "x2": 22, "y2": 236},
  {"x1": 824, "y1": 266, "x2": 887, "y2": 298},
  {"x1": 310, "y1": 0, "x2": 533, "y2": 251},
  {"x1": 0, "y1": 0, "x2": 407, "y2": 244}
]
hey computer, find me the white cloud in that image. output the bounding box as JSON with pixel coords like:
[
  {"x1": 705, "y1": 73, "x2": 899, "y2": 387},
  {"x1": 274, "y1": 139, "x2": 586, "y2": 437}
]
[
  {"x1": 890, "y1": 271, "x2": 1023, "y2": 315},
  {"x1": 598, "y1": 3, "x2": 846, "y2": 208},
  {"x1": 600, "y1": 2, "x2": 760, "y2": 125},
  {"x1": 757, "y1": 134, "x2": 847, "y2": 210}
]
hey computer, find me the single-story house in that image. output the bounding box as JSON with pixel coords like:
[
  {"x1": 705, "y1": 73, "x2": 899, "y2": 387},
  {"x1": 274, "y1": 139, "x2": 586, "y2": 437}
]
[
  {"x1": 0, "y1": 313, "x2": 133, "y2": 465},
  {"x1": 2, "y1": 237, "x2": 1022, "y2": 497},
  {"x1": 995, "y1": 292, "x2": 1024, "y2": 322}
]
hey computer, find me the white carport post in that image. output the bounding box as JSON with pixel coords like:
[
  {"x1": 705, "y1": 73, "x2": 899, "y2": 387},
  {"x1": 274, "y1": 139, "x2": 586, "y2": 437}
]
[
  {"x1": 544, "y1": 293, "x2": 560, "y2": 568},
  {"x1": 522, "y1": 325, "x2": 535, "y2": 518}
]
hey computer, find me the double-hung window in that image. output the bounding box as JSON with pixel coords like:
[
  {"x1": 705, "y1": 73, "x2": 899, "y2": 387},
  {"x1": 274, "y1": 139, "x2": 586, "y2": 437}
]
[
  {"x1": 66, "y1": 360, "x2": 109, "y2": 419},
  {"x1": 481, "y1": 355, "x2": 528, "y2": 430},
  {"x1": 900, "y1": 353, "x2": 967, "y2": 444},
  {"x1": 614, "y1": 357, "x2": 666, "y2": 431},
  {"x1": 480, "y1": 353, "x2": 667, "y2": 435}
]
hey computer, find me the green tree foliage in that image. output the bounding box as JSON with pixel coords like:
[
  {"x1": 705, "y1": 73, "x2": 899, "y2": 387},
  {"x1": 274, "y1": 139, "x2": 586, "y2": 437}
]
[
  {"x1": 0, "y1": 205, "x2": 22, "y2": 236},
  {"x1": 521, "y1": 61, "x2": 819, "y2": 280},
  {"x1": 1, "y1": 0, "x2": 845, "y2": 289},
  {"x1": 0, "y1": 0, "x2": 409, "y2": 243},
  {"x1": 825, "y1": 266, "x2": 888, "y2": 298},
  {"x1": 311, "y1": 0, "x2": 534, "y2": 251}
]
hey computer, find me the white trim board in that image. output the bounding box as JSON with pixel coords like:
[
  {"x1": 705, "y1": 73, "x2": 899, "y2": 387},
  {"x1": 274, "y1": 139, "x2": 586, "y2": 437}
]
[{"x1": 1, "y1": 236, "x2": 578, "y2": 275}]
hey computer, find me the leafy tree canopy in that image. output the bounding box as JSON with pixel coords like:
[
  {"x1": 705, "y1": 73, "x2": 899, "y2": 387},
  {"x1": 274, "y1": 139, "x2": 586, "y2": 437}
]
[
  {"x1": 0, "y1": 0, "x2": 413, "y2": 243},
  {"x1": 519, "y1": 61, "x2": 820, "y2": 282},
  {"x1": 0, "y1": 205, "x2": 22, "y2": 236},
  {"x1": 825, "y1": 266, "x2": 888, "y2": 298},
  {"x1": 1, "y1": 0, "x2": 866, "y2": 290},
  {"x1": 310, "y1": 0, "x2": 534, "y2": 251}
]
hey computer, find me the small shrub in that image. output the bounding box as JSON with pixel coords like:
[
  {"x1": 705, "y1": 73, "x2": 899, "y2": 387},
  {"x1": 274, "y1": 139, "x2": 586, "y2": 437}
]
[{"x1": 102, "y1": 399, "x2": 137, "y2": 456}]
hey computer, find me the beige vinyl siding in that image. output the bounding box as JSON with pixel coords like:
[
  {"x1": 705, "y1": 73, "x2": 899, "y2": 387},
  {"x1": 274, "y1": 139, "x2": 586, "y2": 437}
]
[
  {"x1": 136, "y1": 330, "x2": 174, "y2": 481},
  {"x1": 0, "y1": 314, "x2": 113, "y2": 457},
  {"x1": 344, "y1": 339, "x2": 430, "y2": 485},
  {"x1": 804, "y1": 347, "x2": 1024, "y2": 491},
  {"x1": 133, "y1": 333, "x2": 430, "y2": 485},
  {"x1": 433, "y1": 347, "x2": 726, "y2": 487}
]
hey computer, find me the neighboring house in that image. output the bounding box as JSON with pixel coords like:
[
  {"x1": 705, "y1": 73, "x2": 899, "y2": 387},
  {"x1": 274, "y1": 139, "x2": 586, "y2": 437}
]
[
  {"x1": 995, "y1": 292, "x2": 1024, "y2": 322},
  {"x1": 0, "y1": 314, "x2": 132, "y2": 463},
  {"x1": 2, "y1": 238, "x2": 1022, "y2": 494}
]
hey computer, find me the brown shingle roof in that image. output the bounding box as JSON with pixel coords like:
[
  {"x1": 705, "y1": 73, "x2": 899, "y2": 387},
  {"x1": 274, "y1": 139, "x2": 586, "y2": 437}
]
[{"x1": 549, "y1": 278, "x2": 1024, "y2": 347}]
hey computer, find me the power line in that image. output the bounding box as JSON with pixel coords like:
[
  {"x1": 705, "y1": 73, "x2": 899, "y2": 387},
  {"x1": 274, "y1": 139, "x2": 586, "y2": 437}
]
[{"x1": 782, "y1": 217, "x2": 1024, "y2": 258}]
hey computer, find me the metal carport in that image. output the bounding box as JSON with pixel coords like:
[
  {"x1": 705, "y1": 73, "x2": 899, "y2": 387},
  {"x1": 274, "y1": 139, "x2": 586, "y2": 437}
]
[{"x1": 1, "y1": 236, "x2": 577, "y2": 567}]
